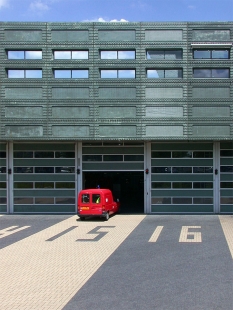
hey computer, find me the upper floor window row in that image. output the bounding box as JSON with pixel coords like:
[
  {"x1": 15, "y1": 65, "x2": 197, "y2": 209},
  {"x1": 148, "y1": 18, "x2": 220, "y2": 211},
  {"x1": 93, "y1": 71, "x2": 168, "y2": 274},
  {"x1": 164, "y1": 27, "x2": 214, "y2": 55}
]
[
  {"x1": 5, "y1": 49, "x2": 232, "y2": 61},
  {"x1": 6, "y1": 68, "x2": 230, "y2": 79},
  {"x1": 147, "y1": 50, "x2": 183, "y2": 60},
  {"x1": 100, "y1": 51, "x2": 135, "y2": 59},
  {"x1": 8, "y1": 50, "x2": 42, "y2": 59},
  {"x1": 193, "y1": 49, "x2": 230, "y2": 59}
]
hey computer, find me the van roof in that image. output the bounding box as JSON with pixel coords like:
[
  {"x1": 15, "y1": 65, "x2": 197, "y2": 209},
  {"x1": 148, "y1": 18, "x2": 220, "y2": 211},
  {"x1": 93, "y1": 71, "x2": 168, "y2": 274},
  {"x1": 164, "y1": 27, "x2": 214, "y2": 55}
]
[{"x1": 79, "y1": 188, "x2": 112, "y2": 194}]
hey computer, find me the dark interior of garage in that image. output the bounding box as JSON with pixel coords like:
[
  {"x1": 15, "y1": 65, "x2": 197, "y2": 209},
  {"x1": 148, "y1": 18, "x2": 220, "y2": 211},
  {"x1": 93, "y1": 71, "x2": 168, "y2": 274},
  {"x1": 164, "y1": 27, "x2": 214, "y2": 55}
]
[{"x1": 83, "y1": 171, "x2": 144, "y2": 214}]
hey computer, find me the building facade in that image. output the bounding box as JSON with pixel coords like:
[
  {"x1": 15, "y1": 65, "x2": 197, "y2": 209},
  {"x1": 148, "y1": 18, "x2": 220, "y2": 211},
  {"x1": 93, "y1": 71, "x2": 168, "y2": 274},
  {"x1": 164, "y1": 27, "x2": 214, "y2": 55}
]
[{"x1": 0, "y1": 21, "x2": 233, "y2": 214}]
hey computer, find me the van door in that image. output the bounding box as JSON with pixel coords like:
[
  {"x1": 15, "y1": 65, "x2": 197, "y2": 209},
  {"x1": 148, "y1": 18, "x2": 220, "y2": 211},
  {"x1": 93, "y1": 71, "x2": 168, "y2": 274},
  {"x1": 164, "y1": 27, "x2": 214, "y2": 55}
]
[{"x1": 91, "y1": 192, "x2": 102, "y2": 214}]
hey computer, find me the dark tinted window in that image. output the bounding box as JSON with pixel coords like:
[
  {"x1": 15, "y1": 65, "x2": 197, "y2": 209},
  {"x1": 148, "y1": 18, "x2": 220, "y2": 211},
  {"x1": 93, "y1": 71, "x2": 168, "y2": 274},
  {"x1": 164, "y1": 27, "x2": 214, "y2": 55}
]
[
  {"x1": 193, "y1": 49, "x2": 229, "y2": 59},
  {"x1": 193, "y1": 68, "x2": 229, "y2": 78}
]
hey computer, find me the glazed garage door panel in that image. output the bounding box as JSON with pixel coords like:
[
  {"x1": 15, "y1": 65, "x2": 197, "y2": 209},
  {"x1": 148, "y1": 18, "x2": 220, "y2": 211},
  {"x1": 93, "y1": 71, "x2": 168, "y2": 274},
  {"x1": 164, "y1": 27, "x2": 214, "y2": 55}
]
[
  {"x1": 13, "y1": 143, "x2": 76, "y2": 213},
  {"x1": 220, "y1": 142, "x2": 233, "y2": 213},
  {"x1": 0, "y1": 143, "x2": 7, "y2": 213},
  {"x1": 151, "y1": 143, "x2": 214, "y2": 213}
]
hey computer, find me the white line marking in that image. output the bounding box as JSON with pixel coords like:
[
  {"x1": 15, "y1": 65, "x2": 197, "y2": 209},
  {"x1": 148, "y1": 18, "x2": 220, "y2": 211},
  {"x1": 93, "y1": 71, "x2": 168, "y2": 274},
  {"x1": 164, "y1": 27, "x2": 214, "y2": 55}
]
[
  {"x1": 148, "y1": 226, "x2": 164, "y2": 242},
  {"x1": 0, "y1": 226, "x2": 30, "y2": 239}
]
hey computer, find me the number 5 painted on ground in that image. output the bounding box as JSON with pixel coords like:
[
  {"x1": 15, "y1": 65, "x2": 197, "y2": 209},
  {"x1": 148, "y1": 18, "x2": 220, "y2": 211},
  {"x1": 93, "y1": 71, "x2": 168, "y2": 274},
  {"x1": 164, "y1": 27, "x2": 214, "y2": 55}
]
[{"x1": 76, "y1": 226, "x2": 115, "y2": 242}]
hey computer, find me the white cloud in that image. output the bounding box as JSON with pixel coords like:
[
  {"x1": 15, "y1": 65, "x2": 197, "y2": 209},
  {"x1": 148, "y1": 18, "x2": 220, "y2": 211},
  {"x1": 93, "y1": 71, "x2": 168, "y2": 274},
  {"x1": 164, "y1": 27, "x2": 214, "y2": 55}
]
[
  {"x1": 83, "y1": 17, "x2": 128, "y2": 22},
  {"x1": 29, "y1": 1, "x2": 49, "y2": 12},
  {"x1": 0, "y1": 0, "x2": 9, "y2": 9},
  {"x1": 110, "y1": 19, "x2": 128, "y2": 22}
]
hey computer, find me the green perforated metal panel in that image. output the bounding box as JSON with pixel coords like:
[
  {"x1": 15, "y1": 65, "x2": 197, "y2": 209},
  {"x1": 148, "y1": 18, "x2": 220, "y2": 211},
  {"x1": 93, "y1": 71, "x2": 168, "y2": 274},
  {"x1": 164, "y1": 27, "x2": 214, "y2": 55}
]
[{"x1": 0, "y1": 21, "x2": 232, "y2": 141}]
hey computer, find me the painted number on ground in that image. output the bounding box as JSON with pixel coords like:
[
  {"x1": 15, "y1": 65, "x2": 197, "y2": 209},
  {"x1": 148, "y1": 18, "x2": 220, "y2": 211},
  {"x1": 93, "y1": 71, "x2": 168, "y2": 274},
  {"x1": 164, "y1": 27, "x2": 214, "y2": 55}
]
[
  {"x1": 149, "y1": 226, "x2": 202, "y2": 243},
  {"x1": 0, "y1": 225, "x2": 30, "y2": 239},
  {"x1": 46, "y1": 226, "x2": 115, "y2": 242},
  {"x1": 77, "y1": 226, "x2": 115, "y2": 242},
  {"x1": 179, "y1": 226, "x2": 202, "y2": 243}
]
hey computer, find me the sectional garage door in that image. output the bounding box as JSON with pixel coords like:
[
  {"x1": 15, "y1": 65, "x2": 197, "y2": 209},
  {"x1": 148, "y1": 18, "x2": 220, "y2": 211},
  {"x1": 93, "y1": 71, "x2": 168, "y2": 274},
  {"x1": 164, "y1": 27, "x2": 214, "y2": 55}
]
[
  {"x1": 220, "y1": 142, "x2": 233, "y2": 213},
  {"x1": 151, "y1": 142, "x2": 214, "y2": 213},
  {"x1": 13, "y1": 143, "x2": 76, "y2": 213},
  {"x1": 0, "y1": 143, "x2": 7, "y2": 213}
]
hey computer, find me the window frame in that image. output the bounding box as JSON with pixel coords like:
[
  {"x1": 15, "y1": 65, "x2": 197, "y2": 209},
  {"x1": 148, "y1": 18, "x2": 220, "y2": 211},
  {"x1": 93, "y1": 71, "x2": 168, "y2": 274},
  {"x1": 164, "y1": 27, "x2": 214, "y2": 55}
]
[
  {"x1": 7, "y1": 69, "x2": 42, "y2": 78},
  {"x1": 53, "y1": 69, "x2": 89, "y2": 79},
  {"x1": 193, "y1": 49, "x2": 230, "y2": 59},
  {"x1": 147, "y1": 69, "x2": 183, "y2": 78},
  {"x1": 193, "y1": 68, "x2": 230, "y2": 78},
  {"x1": 7, "y1": 50, "x2": 42, "y2": 60},
  {"x1": 100, "y1": 50, "x2": 136, "y2": 60},
  {"x1": 53, "y1": 50, "x2": 89, "y2": 60},
  {"x1": 146, "y1": 49, "x2": 183, "y2": 60},
  {"x1": 100, "y1": 69, "x2": 136, "y2": 79}
]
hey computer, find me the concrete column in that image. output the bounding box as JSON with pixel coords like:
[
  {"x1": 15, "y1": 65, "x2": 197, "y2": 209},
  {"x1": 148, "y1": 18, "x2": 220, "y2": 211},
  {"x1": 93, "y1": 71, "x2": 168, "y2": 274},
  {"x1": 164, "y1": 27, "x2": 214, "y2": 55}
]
[
  {"x1": 144, "y1": 141, "x2": 151, "y2": 214},
  {"x1": 213, "y1": 141, "x2": 220, "y2": 214},
  {"x1": 7, "y1": 142, "x2": 14, "y2": 214},
  {"x1": 76, "y1": 142, "x2": 83, "y2": 209}
]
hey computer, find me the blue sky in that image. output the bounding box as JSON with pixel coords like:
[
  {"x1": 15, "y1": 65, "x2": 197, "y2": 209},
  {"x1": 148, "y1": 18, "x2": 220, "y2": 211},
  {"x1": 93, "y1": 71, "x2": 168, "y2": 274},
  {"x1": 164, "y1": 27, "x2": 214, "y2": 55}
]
[{"x1": 0, "y1": 0, "x2": 232, "y2": 22}]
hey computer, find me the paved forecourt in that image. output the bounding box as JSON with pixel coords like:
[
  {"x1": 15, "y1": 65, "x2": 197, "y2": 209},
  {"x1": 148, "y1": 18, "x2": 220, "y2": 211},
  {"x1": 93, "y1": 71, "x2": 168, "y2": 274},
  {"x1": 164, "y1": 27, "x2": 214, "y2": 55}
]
[
  {"x1": 0, "y1": 214, "x2": 145, "y2": 310},
  {"x1": 0, "y1": 214, "x2": 233, "y2": 310}
]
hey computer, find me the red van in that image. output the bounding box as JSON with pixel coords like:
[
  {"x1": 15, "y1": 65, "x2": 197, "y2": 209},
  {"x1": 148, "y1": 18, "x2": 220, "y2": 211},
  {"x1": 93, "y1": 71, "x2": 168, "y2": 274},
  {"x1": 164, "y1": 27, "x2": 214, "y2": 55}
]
[{"x1": 77, "y1": 188, "x2": 120, "y2": 221}]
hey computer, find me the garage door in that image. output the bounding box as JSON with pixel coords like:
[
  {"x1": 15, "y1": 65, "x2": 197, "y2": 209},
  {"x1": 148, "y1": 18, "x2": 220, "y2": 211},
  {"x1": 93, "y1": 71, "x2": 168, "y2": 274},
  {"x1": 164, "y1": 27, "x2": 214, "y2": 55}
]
[
  {"x1": 151, "y1": 142, "x2": 214, "y2": 213},
  {"x1": 0, "y1": 143, "x2": 7, "y2": 213},
  {"x1": 220, "y1": 142, "x2": 233, "y2": 213}
]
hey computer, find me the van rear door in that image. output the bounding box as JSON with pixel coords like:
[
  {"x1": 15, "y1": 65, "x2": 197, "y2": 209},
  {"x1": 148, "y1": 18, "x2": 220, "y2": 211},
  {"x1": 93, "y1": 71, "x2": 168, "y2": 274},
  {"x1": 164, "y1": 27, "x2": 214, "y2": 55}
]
[{"x1": 90, "y1": 192, "x2": 102, "y2": 215}]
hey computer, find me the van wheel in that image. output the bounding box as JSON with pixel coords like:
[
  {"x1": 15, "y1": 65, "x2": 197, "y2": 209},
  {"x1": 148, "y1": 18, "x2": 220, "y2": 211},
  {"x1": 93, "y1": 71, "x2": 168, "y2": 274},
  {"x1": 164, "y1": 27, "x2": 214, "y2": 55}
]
[
  {"x1": 105, "y1": 212, "x2": 109, "y2": 221},
  {"x1": 80, "y1": 217, "x2": 85, "y2": 221}
]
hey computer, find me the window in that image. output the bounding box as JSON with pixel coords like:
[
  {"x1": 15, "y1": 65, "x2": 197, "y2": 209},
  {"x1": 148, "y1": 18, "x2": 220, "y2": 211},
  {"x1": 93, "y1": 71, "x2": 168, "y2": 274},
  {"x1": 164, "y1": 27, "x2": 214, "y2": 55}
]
[
  {"x1": 54, "y1": 51, "x2": 88, "y2": 59},
  {"x1": 55, "y1": 167, "x2": 75, "y2": 173},
  {"x1": 193, "y1": 68, "x2": 229, "y2": 78},
  {"x1": 221, "y1": 166, "x2": 233, "y2": 173},
  {"x1": 82, "y1": 154, "x2": 143, "y2": 162},
  {"x1": 147, "y1": 50, "x2": 182, "y2": 60},
  {"x1": 7, "y1": 50, "x2": 42, "y2": 59},
  {"x1": 172, "y1": 182, "x2": 192, "y2": 189},
  {"x1": 172, "y1": 151, "x2": 192, "y2": 158},
  {"x1": 35, "y1": 152, "x2": 54, "y2": 158},
  {"x1": 172, "y1": 167, "x2": 192, "y2": 173},
  {"x1": 220, "y1": 150, "x2": 233, "y2": 157},
  {"x1": 93, "y1": 194, "x2": 101, "y2": 203},
  {"x1": 82, "y1": 194, "x2": 90, "y2": 203},
  {"x1": 152, "y1": 182, "x2": 171, "y2": 189},
  {"x1": 193, "y1": 49, "x2": 229, "y2": 59},
  {"x1": 147, "y1": 69, "x2": 182, "y2": 78},
  {"x1": 103, "y1": 155, "x2": 123, "y2": 161},
  {"x1": 54, "y1": 69, "x2": 88, "y2": 78},
  {"x1": 0, "y1": 152, "x2": 6, "y2": 158},
  {"x1": 14, "y1": 167, "x2": 33, "y2": 173},
  {"x1": 35, "y1": 167, "x2": 54, "y2": 173},
  {"x1": 100, "y1": 50, "x2": 135, "y2": 59},
  {"x1": 8, "y1": 69, "x2": 42, "y2": 78},
  {"x1": 0, "y1": 167, "x2": 6, "y2": 173},
  {"x1": 100, "y1": 69, "x2": 135, "y2": 78}
]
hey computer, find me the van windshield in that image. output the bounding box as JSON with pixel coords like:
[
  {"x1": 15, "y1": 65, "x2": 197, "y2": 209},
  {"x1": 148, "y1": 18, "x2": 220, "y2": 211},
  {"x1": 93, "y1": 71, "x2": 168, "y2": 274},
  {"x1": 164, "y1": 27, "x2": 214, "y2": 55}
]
[
  {"x1": 82, "y1": 194, "x2": 90, "y2": 203},
  {"x1": 93, "y1": 194, "x2": 101, "y2": 203}
]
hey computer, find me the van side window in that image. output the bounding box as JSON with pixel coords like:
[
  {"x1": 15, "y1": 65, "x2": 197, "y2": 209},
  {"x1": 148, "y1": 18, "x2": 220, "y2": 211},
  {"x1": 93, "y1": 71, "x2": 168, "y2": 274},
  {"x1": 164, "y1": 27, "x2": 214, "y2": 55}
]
[
  {"x1": 93, "y1": 194, "x2": 101, "y2": 203},
  {"x1": 82, "y1": 194, "x2": 89, "y2": 203}
]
